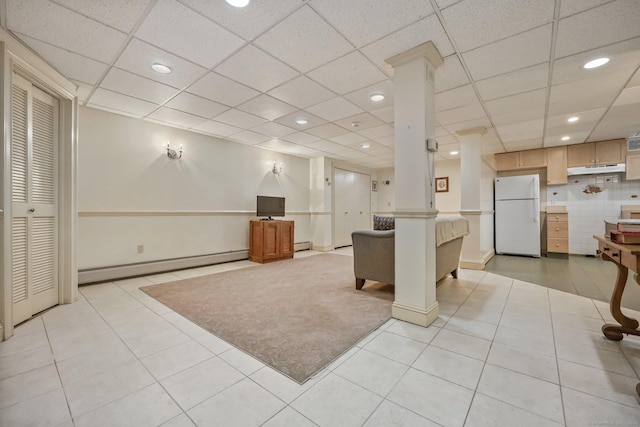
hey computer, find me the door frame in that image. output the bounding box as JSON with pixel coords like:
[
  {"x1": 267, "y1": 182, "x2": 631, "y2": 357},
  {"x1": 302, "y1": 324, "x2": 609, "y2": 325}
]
[
  {"x1": 331, "y1": 161, "x2": 374, "y2": 249},
  {"x1": 0, "y1": 31, "x2": 78, "y2": 340}
]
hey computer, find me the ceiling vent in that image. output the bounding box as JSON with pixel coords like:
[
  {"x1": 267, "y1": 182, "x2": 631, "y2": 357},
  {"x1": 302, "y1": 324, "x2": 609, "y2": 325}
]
[{"x1": 628, "y1": 136, "x2": 640, "y2": 151}]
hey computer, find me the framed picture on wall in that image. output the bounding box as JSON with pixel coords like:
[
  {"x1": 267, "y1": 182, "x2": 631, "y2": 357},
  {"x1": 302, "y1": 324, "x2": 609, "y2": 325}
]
[
  {"x1": 371, "y1": 180, "x2": 378, "y2": 192},
  {"x1": 435, "y1": 177, "x2": 449, "y2": 193}
]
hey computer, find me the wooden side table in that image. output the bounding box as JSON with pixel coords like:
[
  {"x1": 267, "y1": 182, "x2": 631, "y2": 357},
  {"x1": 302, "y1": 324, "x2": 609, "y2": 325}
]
[{"x1": 593, "y1": 235, "x2": 640, "y2": 401}]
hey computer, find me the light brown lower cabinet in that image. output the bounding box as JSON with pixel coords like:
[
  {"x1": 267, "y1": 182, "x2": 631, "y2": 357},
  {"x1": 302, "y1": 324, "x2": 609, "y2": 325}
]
[{"x1": 547, "y1": 213, "x2": 568, "y2": 255}]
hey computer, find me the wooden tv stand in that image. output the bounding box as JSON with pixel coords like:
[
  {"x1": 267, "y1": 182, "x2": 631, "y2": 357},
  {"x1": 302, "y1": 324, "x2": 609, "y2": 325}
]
[{"x1": 249, "y1": 220, "x2": 294, "y2": 263}]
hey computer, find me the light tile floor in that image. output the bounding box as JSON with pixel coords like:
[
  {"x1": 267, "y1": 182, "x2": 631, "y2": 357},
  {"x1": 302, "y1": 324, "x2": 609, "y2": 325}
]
[{"x1": 2, "y1": 250, "x2": 640, "y2": 426}]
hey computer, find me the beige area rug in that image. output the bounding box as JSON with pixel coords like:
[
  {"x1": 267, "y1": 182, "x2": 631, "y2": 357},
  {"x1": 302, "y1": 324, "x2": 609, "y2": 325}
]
[{"x1": 140, "y1": 253, "x2": 393, "y2": 383}]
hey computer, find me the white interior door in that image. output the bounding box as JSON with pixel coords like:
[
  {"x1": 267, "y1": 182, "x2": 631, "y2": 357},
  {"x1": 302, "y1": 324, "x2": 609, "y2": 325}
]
[
  {"x1": 11, "y1": 73, "x2": 59, "y2": 325},
  {"x1": 333, "y1": 168, "x2": 371, "y2": 247}
]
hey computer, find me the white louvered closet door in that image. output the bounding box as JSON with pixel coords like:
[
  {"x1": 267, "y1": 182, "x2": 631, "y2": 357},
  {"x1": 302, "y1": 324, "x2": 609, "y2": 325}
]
[{"x1": 11, "y1": 73, "x2": 59, "y2": 325}]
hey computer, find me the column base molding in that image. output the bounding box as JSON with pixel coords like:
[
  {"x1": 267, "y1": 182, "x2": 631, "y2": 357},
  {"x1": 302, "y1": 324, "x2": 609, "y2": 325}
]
[
  {"x1": 392, "y1": 301, "x2": 439, "y2": 327},
  {"x1": 460, "y1": 249, "x2": 495, "y2": 270},
  {"x1": 311, "y1": 245, "x2": 334, "y2": 252}
]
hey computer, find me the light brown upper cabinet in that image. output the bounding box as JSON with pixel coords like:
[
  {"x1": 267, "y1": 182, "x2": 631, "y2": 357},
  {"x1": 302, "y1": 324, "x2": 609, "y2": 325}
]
[
  {"x1": 626, "y1": 153, "x2": 640, "y2": 180},
  {"x1": 547, "y1": 146, "x2": 568, "y2": 185},
  {"x1": 495, "y1": 149, "x2": 546, "y2": 171},
  {"x1": 567, "y1": 139, "x2": 624, "y2": 167}
]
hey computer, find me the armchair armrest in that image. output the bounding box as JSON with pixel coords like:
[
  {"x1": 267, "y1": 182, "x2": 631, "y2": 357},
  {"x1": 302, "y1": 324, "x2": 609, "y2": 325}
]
[{"x1": 351, "y1": 230, "x2": 395, "y2": 288}]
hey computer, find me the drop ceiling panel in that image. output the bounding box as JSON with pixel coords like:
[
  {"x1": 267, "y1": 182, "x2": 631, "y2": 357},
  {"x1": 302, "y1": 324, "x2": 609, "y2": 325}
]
[
  {"x1": 306, "y1": 123, "x2": 350, "y2": 139},
  {"x1": 7, "y1": 1, "x2": 126, "y2": 63},
  {"x1": 306, "y1": 140, "x2": 355, "y2": 155},
  {"x1": 549, "y1": 71, "x2": 629, "y2": 104},
  {"x1": 435, "y1": 55, "x2": 470, "y2": 93},
  {"x1": 371, "y1": 135, "x2": 394, "y2": 147},
  {"x1": 503, "y1": 138, "x2": 544, "y2": 151},
  {"x1": 256, "y1": 138, "x2": 306, "y2": 153},
  {"x1": 147, "y1": 107, "x2": 207, "y2": 129},
  {"x1": 280, "y1": 132, "x2": 323, "y2": 145},
  {"x1": 496, "y1": 119, "x2": 544, "y2": 143},
  {"x1": 236, "y1": 95, "x2": 297, "y2": 121},
  {"x1": 435, "y1": 84, "x2": 478, "y2": 112},
  {"x1": 49, "y1": 0, "x2": 152, "y2": 32},
  {"x1": 99, "y1": 68, "x2": 179, "y2": 104},
  {"x1": 254, "y1": 6, "x2": 353, "y2": 73},
  {"x1": 484, "y1": 89, "x2": 547, "y2": 116},
  {"x1": 547, "y1": 94, "x2": 618, "y2": 117},
  {"x1": 306, "y1": 97, "x2": 364, "y2": 122},
  {"x1": 463, "y1": 25, "x2": 552, "y2": 81},
  {"x1": 334, "y1": 113, "x2": 384, "y2": 132},
  {"x1": 613, "y1": 85, "x2": 640, "y2": 106},
  {"x1": 267, "y1": 76, "x2": 336, "y2": 109},
  {"x1": 164, "y1": 92, "x2": 228, "y2": 119},
  {"x1": 628, "y1": 68, "x2": 640, "y2": 88},
  {"x1": 559, "y1": 0, "x2": 612, "y2": 18},
  {"x1": 370, "y1": 106, "x2": 394, "y2": 123},
  {"x1": 361, "y1": 14, "x2": 454, "y2": 76},
  {"x1": 135, "y1": 0, "x2": 244, "y2": 69},
  {"x1": 213, "y1": 109, "x2": 268, "y2": 129},
  {"x1": 115, "y1": 38, "x2": 207, "y2": 89},
  {"x1": 357, "y1": 124, "x2": 394, "y2": 139},
  {"x1": 545, "y1": 108, "x2": 607, "y2": 129},
  {"x1": 214, "y1": 45, "x2": 298, "y2": 93},
  {"x1": 491, "y1": 105, "x2": 545, "y2": 127},
  {"x1": 555, "y1": 0, "x2": 640, "y2": 59},
  {"x1": 552, "y1": 37, "x2": 640, "y2": 85},
  {"x1": 475, "y1": 63, "x2": 549, "y2": 101},
  {"x1": 178, "y1": 0, "x2": 302, "y2": 41},
  {"x1": 311, "y1": 0, "x2": 434, "y2": 48},
  {"x1": 187, "y1": 72, "x2": 259, "y2": 107},
  {"x1": 443, "y1": 117, "x2": 492, "y2": 133},
  {"x1": 590, "y1": 103, "x2": 640, "y2": 140},
  {"x1": 192, "y1": 120, "x2": 243, "y2": 137},
  {"x1": 228, "y1": 131, "x2": 271, "y2": 145},
  {"x1": 307, "y1": 52, "x2": 387, "y2": 95},
  {"x1": 436, "y1": 103, "x2": 487, "y2": 125},
  {"x1": 329, "y1": 132, "x2": 369, "y2": 145},
  {"x1": 442, "y1": 0, "x2": 554, "y2": 53},
  {"x1": 17, "y1": 34, "x2": 108, "y2": 85},
  {"x1": 250, "y1": 122, "x2": 296, "y2": 138},
  {"x1": 88, "y1": 89, "x2": 158, "y2": 117}
]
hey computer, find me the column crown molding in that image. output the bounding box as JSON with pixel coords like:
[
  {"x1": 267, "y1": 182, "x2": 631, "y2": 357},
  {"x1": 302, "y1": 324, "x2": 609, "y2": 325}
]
[
  {"x1": 385, "y1": 41, "x2": 443, "y2": 69},
  {"x1": 456, "y1": 126, "x2": 488, "y2": 136}
]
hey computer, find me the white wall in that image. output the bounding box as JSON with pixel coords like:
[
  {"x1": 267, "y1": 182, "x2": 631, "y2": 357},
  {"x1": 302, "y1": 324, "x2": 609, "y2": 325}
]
[
  {"x1": 78, "y1": 107, "x2": 311, "y2": 269},
  {"x1": 435, "y1": 159, "x2": 461, "y2": 214},
  {"x1": 375, "y1": 167, "x2": 394, "y2": 213}
]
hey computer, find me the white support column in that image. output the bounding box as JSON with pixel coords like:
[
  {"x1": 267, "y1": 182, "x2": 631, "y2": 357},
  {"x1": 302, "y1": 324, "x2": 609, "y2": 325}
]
[
  {"x1": 385, "y1": 42, "x2": 443, "y2": 327},
  {"x1": 458, "y1": 127, "x2": 494, "y2": 269}
]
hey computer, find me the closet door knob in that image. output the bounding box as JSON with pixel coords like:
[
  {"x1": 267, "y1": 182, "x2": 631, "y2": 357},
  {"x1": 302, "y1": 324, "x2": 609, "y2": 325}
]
[{"x1": 28, "y1": 208, "x2": 35, "y2": 213}]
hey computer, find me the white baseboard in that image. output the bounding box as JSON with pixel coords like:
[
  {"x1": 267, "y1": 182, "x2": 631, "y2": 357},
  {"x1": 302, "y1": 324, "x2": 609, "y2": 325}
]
[
  {"x1": 78, "y1": 242, "x2": 312, "y2": 285},
  {"x1": 392, "y1": 301, "x2": 439, "y2": 327},
  {"x1": 460, "y1": 249, "x2": 495, "y2": 270}
]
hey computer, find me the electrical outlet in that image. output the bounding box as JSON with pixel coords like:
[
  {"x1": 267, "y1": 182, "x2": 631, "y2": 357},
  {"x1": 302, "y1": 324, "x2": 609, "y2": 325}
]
[{"x1": 137, "y1": 245, "x2": 144, "y2": 254}]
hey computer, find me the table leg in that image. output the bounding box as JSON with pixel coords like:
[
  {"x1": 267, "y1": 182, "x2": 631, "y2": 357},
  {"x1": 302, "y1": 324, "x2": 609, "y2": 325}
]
[{"x1": 601, "y1": 253, "x2": 640, "y2": 341}]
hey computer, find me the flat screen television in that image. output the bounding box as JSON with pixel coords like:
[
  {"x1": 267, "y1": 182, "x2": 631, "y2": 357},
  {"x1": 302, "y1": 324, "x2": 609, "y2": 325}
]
[{"x1": 256, "y1": 195, "x2": 285, "y2": 220}]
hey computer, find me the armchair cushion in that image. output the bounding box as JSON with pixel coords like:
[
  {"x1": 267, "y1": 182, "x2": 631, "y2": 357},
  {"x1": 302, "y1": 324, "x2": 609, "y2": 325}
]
[{"x1": 373, "y1": 215, "x2": 395, "y2": 230}]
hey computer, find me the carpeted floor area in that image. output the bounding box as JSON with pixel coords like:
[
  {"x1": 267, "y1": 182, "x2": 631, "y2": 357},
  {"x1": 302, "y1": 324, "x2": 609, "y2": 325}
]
[{"x1": 140, "y1": 253, "x2": 393, "y2": 383}]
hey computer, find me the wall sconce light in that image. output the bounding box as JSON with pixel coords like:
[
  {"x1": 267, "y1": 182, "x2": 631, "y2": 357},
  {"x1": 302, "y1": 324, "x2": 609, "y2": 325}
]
[
  {"x1": 166, "y1": 142, "x2": 182, "y2": 159},
  {"x1": 272, "y1": 161, "x2": 283, "y2": 175}
]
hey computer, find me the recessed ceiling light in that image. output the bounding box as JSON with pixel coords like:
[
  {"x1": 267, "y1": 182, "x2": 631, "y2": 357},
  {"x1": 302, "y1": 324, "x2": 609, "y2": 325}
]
[
  {"x1": 370, "y1": 93, "x2": 385, "y2": 102},
  {"x1": 561, "y1": 136, "x2": 571, "y2": 141},
  {"x1": 151, "y1": 63, "x2": 172, "y2": 74},
  {"x1": 450, "y1": 151, "x2": 459, "y2": 155},
  {"x1": 225, "y1": 0, "x2": 250, "y2": 7},
  {"x1": 583, "y1": 57, "x2": 609, "y2": 69},
  {"x1": 567, "y1": 116, "x2": 579, "y2": 123},
  {"x1": 295, "y1": 118, "x2": 308, "y2": 125},
  {"x1": 361, "y1": 143, "x2": 370, "y2": 149}
]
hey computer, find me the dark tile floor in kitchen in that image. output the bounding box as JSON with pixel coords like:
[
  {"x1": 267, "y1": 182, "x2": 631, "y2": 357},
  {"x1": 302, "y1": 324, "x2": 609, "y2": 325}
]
[{"x1": 484, "y1": 254, "x2": 640, "y2": 312}]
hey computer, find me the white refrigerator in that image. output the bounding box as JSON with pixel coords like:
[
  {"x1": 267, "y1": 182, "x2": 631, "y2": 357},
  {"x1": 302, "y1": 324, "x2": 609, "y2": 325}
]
[{"x1": 495, "y1": 174, "x2": 541, "y2": 257}]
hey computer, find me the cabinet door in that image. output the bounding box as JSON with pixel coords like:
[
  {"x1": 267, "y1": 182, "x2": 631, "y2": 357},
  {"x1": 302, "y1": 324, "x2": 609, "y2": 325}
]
[
  {"x1": 262, "y1": 221, "x2": 281, "y2": 260},
  {"x1": 495, "y1": 152, "x2": 519, "y2": 171},
  {"x1": 281, "y1": 221, "x2": 294, "y2": 258},
  {"x1": 547, "y1": 146, "x2": 567, "y2": 184},
  {"x1": 595, "y1": 139, "x2": 624, "y2": 164},
  {"x1": 567, "y1": 143, "x2": 595, "y2": 167},
  {"x1": 626, "y1": 154, "x2": 640, "y2": 180},
  {"x1": 520, "y1": 149, "x2": 547, "y2": 168}
]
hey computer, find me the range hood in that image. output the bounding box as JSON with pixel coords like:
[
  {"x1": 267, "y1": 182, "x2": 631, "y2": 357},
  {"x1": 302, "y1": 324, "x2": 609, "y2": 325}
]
[{"x1": 567, "y1": 163, "x2": 626, "y2": 176}]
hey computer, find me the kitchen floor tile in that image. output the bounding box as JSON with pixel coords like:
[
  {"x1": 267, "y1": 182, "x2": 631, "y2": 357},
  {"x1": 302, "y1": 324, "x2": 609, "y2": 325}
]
[
  {"x1": 0, "y1": 364, "x2": 61, "y2": 409},
  {"x1": 486, "y1": 342, "x2": 558, "y2": 384},
  {"x1": 362, "y1": 331, "x2": 427, "y2": 366},
  {"x1": 561, "y1": 386, "x2": 640, "y2": 425},
  {"x1": 334, "y1": 348, "x2": 409, "y2": 396},
  {"x1": 0, "y1": 387, "x2": 71, "y2": 427},
  {"x1": 140, "y1": 339, "x2": 214, "y2": 380},
  {"x1": 363, "y1": 400, "x2": 439, "y2": 427},
  {"x1": 412, "y1": 345, "x2": 484, "y2": 390},
  {"x1": 262, "y1": 407, "x2": 317, "y2": 427},
  {"x1": 430, "y1": 328, "x2": 491, "y2": 361},
  {"x1": 465, "y1": 393, "x2": 563, "y2": 427}
]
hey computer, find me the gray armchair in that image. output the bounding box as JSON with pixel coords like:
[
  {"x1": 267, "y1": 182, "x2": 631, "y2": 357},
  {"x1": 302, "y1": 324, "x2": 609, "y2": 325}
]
[{"x1": 351, "y1": 230, "x2": 395, "y2": 289}]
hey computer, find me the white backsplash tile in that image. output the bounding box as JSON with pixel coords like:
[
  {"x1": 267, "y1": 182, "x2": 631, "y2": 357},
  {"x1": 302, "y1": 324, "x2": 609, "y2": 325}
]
[{"x1": 547, "y1": 173, "x2": 640, "y2": 255}]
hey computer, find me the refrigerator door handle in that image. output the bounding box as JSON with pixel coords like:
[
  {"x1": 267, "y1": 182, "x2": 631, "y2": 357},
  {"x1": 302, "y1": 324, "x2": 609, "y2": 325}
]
[{"x1": 533, "y1": 202, "x2": 538, "y2": 222}]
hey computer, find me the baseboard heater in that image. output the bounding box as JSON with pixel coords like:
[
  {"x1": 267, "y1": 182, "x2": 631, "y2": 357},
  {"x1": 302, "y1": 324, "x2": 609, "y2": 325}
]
[{"x1": 78, "y1": 241, "x2": 312, "y2": 285}]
